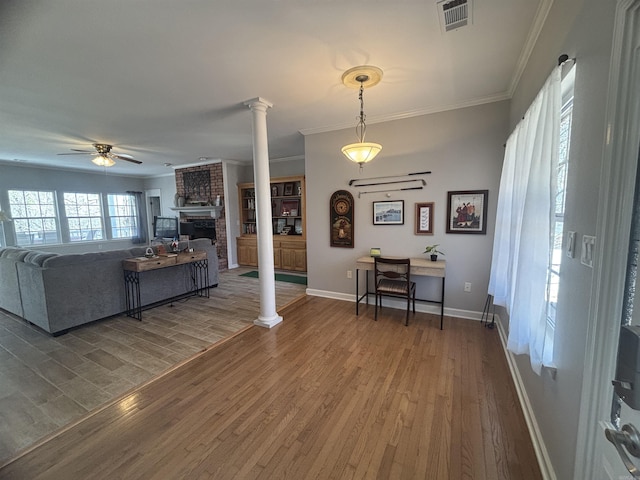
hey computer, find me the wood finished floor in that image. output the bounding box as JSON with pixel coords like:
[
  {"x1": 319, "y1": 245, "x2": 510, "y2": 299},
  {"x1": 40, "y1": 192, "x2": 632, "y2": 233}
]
[
  {"x1": 0, "y1": 296, "x2": 542, "y2": 480},
  {"x1": 0, "y1": 267, "x2": 306, "y2": 465}
]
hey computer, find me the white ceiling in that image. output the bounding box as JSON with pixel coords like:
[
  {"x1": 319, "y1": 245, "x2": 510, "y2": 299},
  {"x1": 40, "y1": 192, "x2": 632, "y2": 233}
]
[{"x1": 0, "y1": 0, "x2": 546, "y2": 177}]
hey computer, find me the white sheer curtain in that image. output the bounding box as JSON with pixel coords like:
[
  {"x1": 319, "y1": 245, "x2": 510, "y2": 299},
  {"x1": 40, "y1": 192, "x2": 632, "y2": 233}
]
[{"x1": 489, "y1": 67, "x2": 561, "y2": 375}]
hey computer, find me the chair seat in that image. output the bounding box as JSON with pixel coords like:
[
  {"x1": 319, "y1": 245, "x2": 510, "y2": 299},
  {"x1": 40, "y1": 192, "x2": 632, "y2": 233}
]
[{"x1": 377, "y1": 278, "x2": 416, "y2": 295}]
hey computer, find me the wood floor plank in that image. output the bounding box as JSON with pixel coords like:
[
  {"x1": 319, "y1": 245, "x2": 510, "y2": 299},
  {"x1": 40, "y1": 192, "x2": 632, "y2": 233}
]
[{"x1": 0, "y1": 296, "x2": 542, "y2": 480}]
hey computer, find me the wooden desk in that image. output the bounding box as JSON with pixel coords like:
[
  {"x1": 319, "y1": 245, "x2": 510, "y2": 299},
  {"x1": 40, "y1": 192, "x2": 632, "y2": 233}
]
[
  {"x1": 355, "y1": 256, "x2": 446, "y2": 329},
  {"x1": 123, "y1": 251, "x2": 209, "y2": 320}
]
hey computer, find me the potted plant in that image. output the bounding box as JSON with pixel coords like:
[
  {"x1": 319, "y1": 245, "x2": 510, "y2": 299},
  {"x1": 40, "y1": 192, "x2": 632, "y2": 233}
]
[{"x1": 424, "y1": 244, "x2": 445, "y2": 262}]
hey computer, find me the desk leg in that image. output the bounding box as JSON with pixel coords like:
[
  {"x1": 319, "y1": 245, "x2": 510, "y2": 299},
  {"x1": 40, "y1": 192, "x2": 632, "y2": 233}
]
[
  {"x1": 356, "y1": 268, "x2": 372, "y2": 316},
  {"x1": 440, "y1": 277, "x2": 445, "y2": 330},
  {"x1": 356, "y1": 268, "x2": 359, "y2": 315}
]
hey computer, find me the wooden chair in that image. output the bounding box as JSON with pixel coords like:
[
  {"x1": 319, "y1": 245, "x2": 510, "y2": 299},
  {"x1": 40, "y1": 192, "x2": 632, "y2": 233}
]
[{"x1": 374, "y1": 257, "x2": 416, "y2": 326}]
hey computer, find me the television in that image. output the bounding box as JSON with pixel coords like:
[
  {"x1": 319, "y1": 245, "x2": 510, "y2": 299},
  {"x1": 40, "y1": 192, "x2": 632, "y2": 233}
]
[{"x1": 153, "y1": 216, "x2": 179, "y2": 239}]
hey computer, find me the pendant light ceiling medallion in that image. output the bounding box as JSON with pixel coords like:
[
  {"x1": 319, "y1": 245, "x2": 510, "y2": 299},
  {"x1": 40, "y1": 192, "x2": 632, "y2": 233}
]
[{"x1": 341, "y1": 65, "x2": 383, "y2": 168}]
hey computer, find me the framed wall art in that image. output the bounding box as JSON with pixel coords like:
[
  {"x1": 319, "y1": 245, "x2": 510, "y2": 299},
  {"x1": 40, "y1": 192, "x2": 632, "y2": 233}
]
[
  {"x1": 415, "y1": 202, "x2": 434, "y2": 235},
  {"x1": 373, "y1": 200, "x2": 404, "y2": 225},
  {"x1": 446, "y1": 190, "x2": 488, "y2": 234},
  {"x1": 330, "y1": 190, "x2": 354, "y2": 248}
]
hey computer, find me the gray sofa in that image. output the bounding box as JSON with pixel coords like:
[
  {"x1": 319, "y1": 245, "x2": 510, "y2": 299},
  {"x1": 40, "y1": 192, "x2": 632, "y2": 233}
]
[{"x1": 0, "y1": 238, "x2": 219, "y2": 335}]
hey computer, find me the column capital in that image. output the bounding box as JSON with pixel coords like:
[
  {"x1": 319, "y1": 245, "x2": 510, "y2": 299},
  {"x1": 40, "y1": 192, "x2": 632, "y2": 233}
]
[{"x1": 244, "y1": 97, "x2": 274, "y2": 111}]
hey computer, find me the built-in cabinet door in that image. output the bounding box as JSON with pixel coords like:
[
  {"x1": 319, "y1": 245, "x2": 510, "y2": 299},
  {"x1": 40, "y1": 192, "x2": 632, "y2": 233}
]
[
  {"x1": 280, "y1": 243, "x2": 306, "y2": 272},
  {"x1": 237, "y1": 241, "x2": 258, "y2": 267}
]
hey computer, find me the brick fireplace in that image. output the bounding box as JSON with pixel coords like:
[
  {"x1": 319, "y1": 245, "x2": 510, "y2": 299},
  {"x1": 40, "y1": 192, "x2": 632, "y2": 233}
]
[{"x1": 174, "y1": 163, "x2": 228, "y2": 270}]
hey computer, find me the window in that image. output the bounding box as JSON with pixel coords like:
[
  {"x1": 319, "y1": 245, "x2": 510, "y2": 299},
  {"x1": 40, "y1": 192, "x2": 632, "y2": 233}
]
[
  {"x1": 107, "y1": 194, "x2": 138, "y2": 239},
  {"x1": 8, "y1": 190, "x2": 60, "y2": 246},
  {"x1": 63, "y1": 193, "x2": 104, "y2": 242},
  {"x1": 545, "y1": 98, "x2": 573, "y2": 336}
]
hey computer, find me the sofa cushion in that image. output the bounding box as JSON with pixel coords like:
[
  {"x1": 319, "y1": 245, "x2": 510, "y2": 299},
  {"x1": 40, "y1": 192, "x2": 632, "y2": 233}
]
[
  {"x1": 23, "y1": 251, "x2": 59, "y2": 266},
  {"x1": 0, "y1": 247, "x2": 31, "y2": 261},
  {"x1": 42, "y1": 250, "x2": 131, "y2": 267}
]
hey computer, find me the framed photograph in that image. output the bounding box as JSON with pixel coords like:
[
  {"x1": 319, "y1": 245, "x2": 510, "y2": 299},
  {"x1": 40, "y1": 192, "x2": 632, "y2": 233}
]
[
  {"x1": 283, "y1": 183, "x2": 294, "y2": 196},
  {"x1": 446, "y1": 190, "x2": 488, "y2": 234},
  {"x1": 373, "y1": 200, "x2": 404, "y2": 225},
  {"x1": 415, "y1": 202, "x2": 434, "y2": 235},
  {"x1": 281, "y1": 199, "x2": 299, "y2": 217}
]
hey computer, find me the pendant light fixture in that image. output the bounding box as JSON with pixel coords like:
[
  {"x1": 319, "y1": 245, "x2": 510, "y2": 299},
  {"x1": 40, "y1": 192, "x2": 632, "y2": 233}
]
[{"x1": 341, "y1": 65, "x2": 383, "y2": 168}]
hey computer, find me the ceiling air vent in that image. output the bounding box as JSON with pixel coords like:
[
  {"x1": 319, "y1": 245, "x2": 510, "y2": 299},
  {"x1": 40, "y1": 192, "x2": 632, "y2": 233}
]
[{"x1": 437, "y1": 0, "x2": 472, "y2": 32}]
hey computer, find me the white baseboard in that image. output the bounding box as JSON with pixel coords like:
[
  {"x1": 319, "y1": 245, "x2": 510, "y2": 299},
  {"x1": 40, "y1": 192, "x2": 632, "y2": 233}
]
[
  {"x1": 305, "y1": 289, "x2": 486, "y2": 322},
  {"x1": 494, "y1": 319, "x2": 556, "y2": 480}
]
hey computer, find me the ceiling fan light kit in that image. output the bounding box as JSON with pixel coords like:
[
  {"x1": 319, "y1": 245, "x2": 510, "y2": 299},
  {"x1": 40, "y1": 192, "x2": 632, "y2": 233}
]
[
  {"x1": 92, "y1": 154, "x2": 116, "y2": 167},
  {"x1": 341, "y1": 65, "x2": 383, "y2": 168}
]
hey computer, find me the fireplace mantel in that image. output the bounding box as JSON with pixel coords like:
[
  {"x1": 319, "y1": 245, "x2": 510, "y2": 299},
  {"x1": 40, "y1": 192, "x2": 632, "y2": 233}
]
[{"x1": 169, "y1": 206, "x2": 223, "y2": 218}]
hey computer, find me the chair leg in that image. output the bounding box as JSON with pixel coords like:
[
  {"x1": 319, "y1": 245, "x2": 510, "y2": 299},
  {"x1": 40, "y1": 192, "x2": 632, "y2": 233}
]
[
  {"x1": 375, "y1": 292, "x2": 378, "y2": 321},
  {"x1": 405, "y1": 296, "x2": 410, "y2": 326},
  {"x1": 412, "y1": 291, "x2": 416, "y2": 314}
]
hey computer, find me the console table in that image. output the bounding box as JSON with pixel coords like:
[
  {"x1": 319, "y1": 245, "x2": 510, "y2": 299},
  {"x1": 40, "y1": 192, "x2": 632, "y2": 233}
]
[
  {"x1": 355, "y1": 256, "x2": 446, "y2": 329},
  {"x1": 123, "y1": 251, "x2": 209, "y2": 320}
]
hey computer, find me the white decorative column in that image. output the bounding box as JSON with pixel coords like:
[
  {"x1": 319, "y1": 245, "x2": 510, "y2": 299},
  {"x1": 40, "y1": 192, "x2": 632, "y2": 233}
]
[{"x1": 244, "y1": 97, "x2": 282, "y2": 328}]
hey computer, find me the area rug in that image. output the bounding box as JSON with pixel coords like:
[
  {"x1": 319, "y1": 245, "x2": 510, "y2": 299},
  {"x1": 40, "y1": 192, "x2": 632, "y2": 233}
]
[{"x1": 240, "y1": 270, "x2": 307, "y2": 285}]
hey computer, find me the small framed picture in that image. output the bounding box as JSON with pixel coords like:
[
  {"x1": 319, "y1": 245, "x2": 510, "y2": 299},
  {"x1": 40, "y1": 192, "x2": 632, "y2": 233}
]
[
  {"x1": 281, "y1": 199, "x2": 299, "y2": 217},
  {"x1": 415, "y1": 202, "x2": 434, "y2": 235},
  {"x1": 446, "y1": 190, "x2": 488, "y2": 234},
  {"x1": 373, "y1": 200, "x2": 404, "y2": 225},
  {"x1": 283, "y1": 183, "x2": 294, "y2": 196}
]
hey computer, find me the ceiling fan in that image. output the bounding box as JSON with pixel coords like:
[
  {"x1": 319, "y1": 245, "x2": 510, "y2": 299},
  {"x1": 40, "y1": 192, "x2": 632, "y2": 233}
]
[{"x1": 57, "y1": 143, "x2": 142, "y2": 167}]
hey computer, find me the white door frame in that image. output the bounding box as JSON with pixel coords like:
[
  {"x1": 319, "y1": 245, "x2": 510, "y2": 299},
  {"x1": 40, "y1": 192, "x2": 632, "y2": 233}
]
[
  {"x1": 574, "y1": 1, "x2": 640, "y2": 478},
  {"x1": 145, "y1": 188, "x2": 162, "y2": 241}
]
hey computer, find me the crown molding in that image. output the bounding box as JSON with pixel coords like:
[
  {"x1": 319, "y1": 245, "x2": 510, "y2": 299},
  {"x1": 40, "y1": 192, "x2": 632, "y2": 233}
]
[{"x1": 299, "y1": 92, "x2": 511, "y2": 136}]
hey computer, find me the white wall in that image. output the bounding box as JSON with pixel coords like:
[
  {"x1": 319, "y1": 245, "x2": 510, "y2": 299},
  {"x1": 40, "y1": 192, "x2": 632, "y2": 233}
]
[
  {"x1": 499, "y1": 0, "x2": 616, "y2": 478},
  {"x1": 304, "y1": 100, "x2": 509, "y2": 314}
]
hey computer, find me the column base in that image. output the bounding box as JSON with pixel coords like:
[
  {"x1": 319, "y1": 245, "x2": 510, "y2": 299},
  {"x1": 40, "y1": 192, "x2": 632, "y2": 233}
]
[{"x1": 253, "y1": 314, "x2": 283, "y2": 329}]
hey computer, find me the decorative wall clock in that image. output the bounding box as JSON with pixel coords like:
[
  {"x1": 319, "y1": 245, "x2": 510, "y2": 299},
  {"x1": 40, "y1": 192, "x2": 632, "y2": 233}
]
[{"x1": 330, "y1": 190, "x2": 354, "y2": 248}]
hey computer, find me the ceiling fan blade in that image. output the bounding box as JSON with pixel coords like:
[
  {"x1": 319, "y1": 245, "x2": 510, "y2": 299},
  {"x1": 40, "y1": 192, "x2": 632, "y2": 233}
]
[
  {"x1": 57, "y1": 152, "x2": 97, "y2": 156},
  {"x1": 71, "y1": 148, "x2": 94, "y2": 153},
  {"x1": 112, "y1": 154, "x2": 142, "y2": 164}
]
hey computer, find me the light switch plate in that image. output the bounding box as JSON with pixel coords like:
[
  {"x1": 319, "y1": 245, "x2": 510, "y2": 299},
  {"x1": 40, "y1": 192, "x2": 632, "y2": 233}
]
[{"x1": 581, "y1": 235, "x2": 596, "y2": 268}]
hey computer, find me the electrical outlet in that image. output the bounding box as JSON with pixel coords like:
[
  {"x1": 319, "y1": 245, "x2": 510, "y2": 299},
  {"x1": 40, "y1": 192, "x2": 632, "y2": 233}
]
[
  {"x1": 347, "y1": 270, "x2": 352, "y2": 279},
  {"x1": 464, "y1": 282, "x2": 472, "y2": 292}
]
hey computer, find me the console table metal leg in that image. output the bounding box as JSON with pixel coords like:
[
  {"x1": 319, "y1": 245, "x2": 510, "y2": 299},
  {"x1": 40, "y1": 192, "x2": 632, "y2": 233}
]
[
  {"x1": 123, "y1": 270, "x2": 142, "y2": 321},
  {"x1": 191, "y1": 259, "x2": 209, "y2": 298}
]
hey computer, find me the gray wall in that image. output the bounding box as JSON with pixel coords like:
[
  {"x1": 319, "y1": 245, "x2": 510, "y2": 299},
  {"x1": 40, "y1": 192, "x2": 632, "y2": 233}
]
[
  {"x1": 497, "y1": 0, "x2": 615, "y2": 478},
  {"x1": 304, "y1": 100, "x2": 509, "y2": 315},
  {"x1": 0, "y1": 162, "x2": 146, "y2": 253}
]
